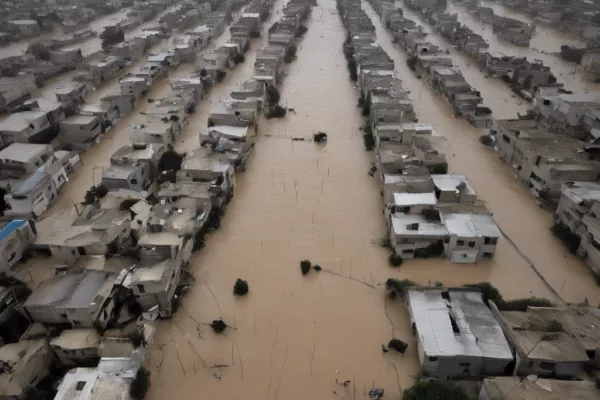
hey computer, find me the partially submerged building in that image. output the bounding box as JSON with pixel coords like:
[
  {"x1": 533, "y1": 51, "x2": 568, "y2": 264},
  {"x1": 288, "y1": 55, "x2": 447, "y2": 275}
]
[{"x1": 406, "y1": 287, "x2": 514, "y2": 379}]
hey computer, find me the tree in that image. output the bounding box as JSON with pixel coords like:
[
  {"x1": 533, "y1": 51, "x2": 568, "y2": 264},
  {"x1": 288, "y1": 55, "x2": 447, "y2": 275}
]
[
  {"x1": 403, "y1": 380, "x2": 469, "y2": 400},
  {"x1": 266, "y1": 85, "x2": 280, "y2": 105},
  {"x1": 129, "y1": 367, "x2": 151, "y2": 400},
  {"x1": 0, "y1": 187, "x2": 9, "y2": 216},
  {"x1": 158, "y1": 149, "x2": 184, "y2": 172},
  {"x1": 388, "y1": 253, "x2": 403, "y2": 267},
  {"x1": 300, "y1": 259, "x2": 312, "y2": 275},
  {"x1": 233, "y1": 278, "x2": 249, "y2": 295}
]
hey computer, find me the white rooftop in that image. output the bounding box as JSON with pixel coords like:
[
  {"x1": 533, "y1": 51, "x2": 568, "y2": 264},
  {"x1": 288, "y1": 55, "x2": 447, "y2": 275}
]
[
  {"x1": 393, "y1": 192, "x2": 437, "y2": 207},
  {"x1": 391, "y1": 213, "x2": 448, "y2": 237},
  {"x1": 443, "y1": 213, "x2": 501, "y2": 238},
  {"x1": 407, "y1": 288, "x2": 513, "y2": 360}
]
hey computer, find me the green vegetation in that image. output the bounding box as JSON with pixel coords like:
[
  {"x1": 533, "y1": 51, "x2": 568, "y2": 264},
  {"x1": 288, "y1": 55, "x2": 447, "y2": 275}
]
[
  {"x1": 82, "y1": 185, "x2": 108, "y2": 205},
  {"x1": 464, "y1": 282, "x2": 553, "y2": 311},
  {"x1": 361, "y1": 97, "x2": 371, "y2": 117},
  {"x1": 403, "y1": 380, "x2": 469, "y2": 400},
  {"x1": 232, "y1": 53, "x2": 245, "y2": 64},
  {"x1": 216, "y1": 69, "x2": 227, "y2": 82},
  {"x1": 363, "y1": 118, "x2": 374, "y2": 151},
  {"x1": 388, "y1": 339, "x2": 408, "y2": 354},
  {"x1": 266, "y1": 85, "x2": 280, "y2": 105},
  {"x1": 313, "y1": 132, "x2": 327, "y2": 142},
  {"x1": 158, "y1": 149, "x2": 184, "y2": 172},
  {"x1": 385, "y1": 278, "x2": 418, "y2": 298},
  {"x1": 266, "y1": 104, "x2": 287, "y2": 119},
  {"x1": 119, "y1": 199, "x2": 138, "y2": 211},
  {"x1": 551, "y1": 222, "x2": 581, "y2": 254},
  {"x1": 300, "y1": 259, "x2": 312, "y2": 275},
  {"x1": 128, "y1": 330, "x2": 145, "y2": 349},
  {"x1": 234, "y1": 278, "x2": 249, "y2": 296},
  {"x1": 343, "y1": 36, "x2": 357, "y2": 82},
  {"x1": 388, "y1": 252, "x2": 404, "y2": 267},
  {"x1": 129, "y1": 367, "x2": 151, "y2": 400},
  {"x1": 428, "y1": 162, "x2": 448, "y2": 175}
]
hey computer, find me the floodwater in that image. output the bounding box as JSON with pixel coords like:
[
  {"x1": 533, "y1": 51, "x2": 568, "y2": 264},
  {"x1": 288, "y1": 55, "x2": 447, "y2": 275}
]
[
  {"x1": 31, "y1": 0, "x2": 600, "y2": 397},
  {"x1": 445, "y1": 0, "x2": 600, "y2": 93}
]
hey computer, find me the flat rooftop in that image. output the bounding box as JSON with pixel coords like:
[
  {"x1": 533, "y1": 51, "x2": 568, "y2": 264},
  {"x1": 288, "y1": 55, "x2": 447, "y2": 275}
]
[
  {"x1": 443, "y1": 212, "x2": 501, "y2": 239},
  {"x1": 408, "y1": 288, "x2": 513, "y2": 360},
  {"x1": 391, "y1": 213, "x2": 448, "y2": 237},
  {"x1": 481, "y1": 377, "x2": 600, "y2": 400}
]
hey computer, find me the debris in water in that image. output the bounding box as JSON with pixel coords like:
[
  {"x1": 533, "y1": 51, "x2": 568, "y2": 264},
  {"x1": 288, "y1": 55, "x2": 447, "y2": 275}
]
[
  {"x1": 381, "y1": 344, "x2": 389, "y2": 353},
  {"x1": 211, "y1": 318, "x2": 227, "y2": 333},
  {"x1": 313, "y1": 132, "x2": 328, "y2": 143},
  {"x1": 300, "y1": 259, "x2": 312, "y2": 275},
  {"x1": 369, "y1": 389, "x2": 384, "y2": 399},
  {"x1": 388, "y1": 339, "x2": 408, "y2": 354},
  {"x1": 233, "y1": 278, "x2": 249, "y2": 296},
  {"x1": 213, "y1": 371, "x2": 222, "y2": 381},
  {"x1": 368, "y1": 166, "x2": 377, "y2": 176},
  {"x1": 313, "y1": 265, "x2": 322, "y2": 271}
]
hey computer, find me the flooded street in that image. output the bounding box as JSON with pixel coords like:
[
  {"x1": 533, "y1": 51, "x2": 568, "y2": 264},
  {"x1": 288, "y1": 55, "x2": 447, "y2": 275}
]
[
  {"x1": 24, "y1": 0, "x2": 600, "y2": 397},
  {"x1": 140, "y1": 0, "x2": 598, "y2": 398}
]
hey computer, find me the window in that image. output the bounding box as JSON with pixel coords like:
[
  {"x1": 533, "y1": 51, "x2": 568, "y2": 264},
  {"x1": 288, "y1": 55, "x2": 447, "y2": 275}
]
[
  {"x1": 484, "y1": 237, "x2": 497, "y2": 245},
  {"x1": 73, "y1": 320, "x2": 81, "y2": 326},
  {"x1": 402, "y1": 249, "x2": 414, "y2": 254},
  {"x1": 539, "y1": 362, "x2": 556, "y2": 370},
  {"x1": 401, "y1": 206, "x2": 411, "y2": 213},
  {"x1": 459, "y1": 363, "x2": 470, "y2": 367},
  {"x1": 137, "y1": 284, "x2": 146, "y2": 294},
  {"x1": 444, "y1": 238, "x2": 449, "y2": 244},
  {"x1": 482, "y1": 252, "x2": 493, "y2": 259},
  {"x1": 468, "y1": 241, "x2": 475, "y2": 248},
  {"x1": 76, "y1": 381, "x2": 86, "y2": 391},
  {"x1": 428, "y1": 357, "x2": 438, "y2": 362},
  {"x1": 131, "y1": 178, "x2": 138, "y2": 184},
  {"x1": 457, "y1": 240, "x2": 465, "y2": 246}
]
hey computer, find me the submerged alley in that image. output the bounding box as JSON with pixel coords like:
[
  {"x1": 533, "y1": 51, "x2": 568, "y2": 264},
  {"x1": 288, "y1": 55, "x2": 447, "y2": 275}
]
[{"x1": 1, "y1": 0, "x2": 600, "y2": 398}]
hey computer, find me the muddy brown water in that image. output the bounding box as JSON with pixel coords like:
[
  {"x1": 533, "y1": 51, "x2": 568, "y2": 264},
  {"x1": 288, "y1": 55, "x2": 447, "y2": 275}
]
[{"x1": 33, "y1": 0, "x2": 600, "y2": 397}]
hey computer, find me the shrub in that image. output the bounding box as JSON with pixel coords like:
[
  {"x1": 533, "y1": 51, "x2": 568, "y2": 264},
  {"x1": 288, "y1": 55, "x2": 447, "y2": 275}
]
[
  {"x1": 243, "y1": 42, "x2": 250, "y2": 53},
  {"x1": 82, "y1": 184, "x2": 109, "y2": 205},
  {"x1": 388, "y1": 252, "x2": 403, "y2": 267},
  {"x1": 388, "y1": 339, "x2": 408, "y2": 353},
  {"x1": 414, "y1": 240, "x2": 444, "y2": 258},
  {"x1": 434, "y1": 281, "x2": 443, "y2": 287},
  {"x1": 250, "y1": 30, "x2": 260, "y2": 38},
  {"x1": 233, "y1": 278, "x2": 249, "y2": 296},
  {"x1": 199, "y1": 68, "x2": 208, "y2": 77},
  {"x1": 403, "y1": 380, "x2": 469, "y2": 400},
  {"x1": 499, "y1": 297, "x2": 553, "y2": 311},
  {"x1": 300, "y1": 260, "x2": 312, "y2": 275},
  {"x1": 128, "y1": 330, "x2": 145, "y2": 348},
  {"x1": 266, "y1": 85, "x2": 280, "y2": 105},
  {"x1": 313, "y1": 132, "x2": 327, "y2": 142},
  {"x1": 120, "y1": 199, "x2": 138, "y2": 211},
  {"x1": 287, "y1": 45, "x2": 297, "y2": 57},
  {"x1": 463, "y1": 282, "x2": 503, "y2": 306},
  {"x1": 295, "y1": 25, "x2": 308, "y2": 37},
  {"x1": 363, "y1": 119, "x2": 374, "y2": 151},
  {"x1": 129, "y1": 367, "x2": 151, "y2": 400},
  {"x1": 313, "y1": 265, "x2": 322, "y2": 271},
  {"x1": 266, "y1": 104, "x2": 287, "y2": 119},
  {"x1": 385, "y1": 278, "x2": 418, "y2": 298},
  {"x1": 551, "y1": 222, "x2": 581, "y2": 254},
  {"x1": 158, "y1": 149, "x2": 184, "y2": 172},
  {"x1": 216, "y1": 69, "x2": 227, "y2": 82},
  {"x1": 406, "y1": 55, "x2": 417, "y2": 71},
  {"x1": 232, "y1": 53, "x2": 245, "y2": 64},
  {"x1": 429, "y1": 163, "x2": 448, "y2": 174},
  {"x1": 347, "y1": 58, "x2": 357, "y2": 81},
  {"x1": 361, "y1": 99, "x2": 370, "y2": 117},
  {"x1": 211, "y1": 319, "x2": 227, "y2": 333}
]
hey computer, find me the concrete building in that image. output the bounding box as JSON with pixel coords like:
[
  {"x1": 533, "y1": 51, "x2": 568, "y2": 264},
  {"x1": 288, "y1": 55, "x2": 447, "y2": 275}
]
[
  {"x1": 0, "y1": 75, "x2": 37, "y2": 113},
  {"x1": 58, "y1": 115, "x2": 102, "y2": 150},
  {"x1": 406, "y1": 287, "x2": 514, "y2": 379},
  {"x1": 0, "y1": 143, "x2": 56, "y2": 180},
  {"x1": 127, "y1": 258, "x2": 183, "y2": 317},
  {"x1": 431, "y1": 174, "x2": 477, "y2": 204},
  {"x1": 5, "y1": 167, "x2": 61, "y2": 218},
  {"x1": 442, "y1": 212, "x2": 502, "y2": 263},
  {"x1": 24, "y1": 270, "x2": 118, "y2": 329},
  {"x1": 490, "y1": 303, "x2": 595, "y2": 379},
  {"x1": 0, "y1": 220, "x2": 36, "y2": 273},
  {"x1": 0, "y1": 110, "x2": 51, "y2": 145},
  {"x1": 0, "y1": 338, "x2": 54, "y2": 399},
  {"x1": 129, "y1": 122, "x2": 176, "y2": 146},
  {"x1": 555, "y1": 181, "x2": 600, "y2": 271},
  {"x1": 50, "y1": 328, "x2": 101, "y2": 367},
  {"x1": 8, "y1": 20, "x2": 41, "y2": 38},
  {"x1": 35, "y1": 207, "x2": 131, "y2": 264},
  {"x1": 478, "y1": 377, "x2": 600, "y2": 400},
  {"x1": 120, "y1": 75, "x2": 150, "y2": 100}
]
